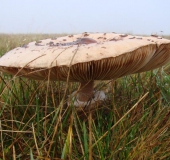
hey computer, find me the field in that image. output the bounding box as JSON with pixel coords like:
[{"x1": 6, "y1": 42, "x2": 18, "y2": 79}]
[{"x1": 0, "y1": 34, "x2": 170, "y2": 160}]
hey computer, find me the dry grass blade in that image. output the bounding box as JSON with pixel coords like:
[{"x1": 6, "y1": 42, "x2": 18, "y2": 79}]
[
  {"x1": 0, "y1": 129, "x2": 32, "y2": 133},
  {"x1": 73, "y1": 110, "x2": 85, "y2": 158},
  {"x1": 32, "y1": 123, "x2": 40, "y2": 157},
  {"x1": 13, "y1": 145, "x2": 16, "y2": 160},
  {"x1": 88, "y1": 111, "x2": 92, "y2": 160},
  {"x1": 92, "y1": 92, "x2": 149, "y2": 148},
  {"x1": 0, "y1": 120, "x2": 5, "y2": 160},
  {"x1": 61, "y1": 111, "x2": 73, "y2": 159}
]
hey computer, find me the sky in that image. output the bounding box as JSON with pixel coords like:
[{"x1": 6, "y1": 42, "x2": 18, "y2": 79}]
[{"x1": 0, "y1": 0, "x2": 170, "y2": 35}]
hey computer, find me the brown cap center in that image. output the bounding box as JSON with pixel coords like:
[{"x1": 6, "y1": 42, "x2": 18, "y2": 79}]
[{"x1": 76, "y1": 38, "x2": 97, "y2": 44}]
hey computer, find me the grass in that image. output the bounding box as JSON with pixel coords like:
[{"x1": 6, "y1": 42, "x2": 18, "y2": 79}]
[{"x1": 0, "y1": 34, "x2": 170, "y2": 160}]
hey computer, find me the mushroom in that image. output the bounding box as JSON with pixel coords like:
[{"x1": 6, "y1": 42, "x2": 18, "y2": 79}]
[{"x1": 0, "y1": 33, "x2": 170, "y2": 108}]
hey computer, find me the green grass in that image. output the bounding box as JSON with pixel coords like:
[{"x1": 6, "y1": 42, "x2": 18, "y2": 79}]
[{"x1": 0, "y1": 34, "x2": 170, "y2": 160}]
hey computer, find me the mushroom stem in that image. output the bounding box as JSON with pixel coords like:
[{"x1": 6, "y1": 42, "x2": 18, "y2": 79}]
[{"x1": 77, "y1": 80, "x2": 94, "y2": 102}]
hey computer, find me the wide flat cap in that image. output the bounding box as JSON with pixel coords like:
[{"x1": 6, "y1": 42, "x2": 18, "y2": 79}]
[{"x1": 0, "y1": 33, "x2": 170, "y2": 81}]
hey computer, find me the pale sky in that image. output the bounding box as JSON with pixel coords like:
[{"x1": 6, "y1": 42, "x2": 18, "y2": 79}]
[{"x1": 0, "y1": 0, "x2": 170, "y2": 35}]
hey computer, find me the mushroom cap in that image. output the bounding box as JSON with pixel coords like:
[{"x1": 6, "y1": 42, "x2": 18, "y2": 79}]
[{"x1": 0, "y1": 33, "x2": 170, "y2": 81}]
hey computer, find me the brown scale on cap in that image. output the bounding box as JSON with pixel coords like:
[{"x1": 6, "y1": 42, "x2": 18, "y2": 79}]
[
  {"x1": 151, "y1": 34, "x2": 158, "y2": 37},
  {"x1": 68, "y1": 35, "x2": 74, "y2": 38},
  {"x1": 129, "y1": 36, "x2": 135, "y2": 39},
  {"x1": 35, "y1": 42, "x2": 44, "y2": 46},
  {"x1": 136, "y1": 37, "x2": 142, "y2": 39},
  {"x1": 51, "y1": 37, "x2": 57, "y2": 40},
  {"x1": 20, "y1": 44, "x2": 29, "y2": 48},
  {"x1": 83, "y1": 33, "x2": 89, "y2": 37},
  {"x1": 76, "y1": 38, "x2": 97, "y2": 44},
  {"x1": 97, "y1": 37, "x2": 103, "y2": 39},
  {"x1": 47, "y1": 41, "x2": 59, "y2": 46},
  {"x1": 120, "y1": 34, "x2": 128, "y2": 37},
  {"x1": 109, "y1": 38, "x2": 118, "y2": 41},
  {"x1": 36, "y1": 40, "x2": 42, "y2": 43},
  {"x1": 109, "y1": 36, "x2": 122, "y2": 41}
]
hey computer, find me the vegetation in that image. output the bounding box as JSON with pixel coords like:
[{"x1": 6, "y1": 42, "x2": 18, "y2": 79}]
[{"x1": 0, "y1": 34, "x2": 170, "y2": 160}]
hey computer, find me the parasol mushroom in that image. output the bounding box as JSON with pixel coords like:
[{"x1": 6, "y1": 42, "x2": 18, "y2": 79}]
[{"x1": 0, "y1": 33, "x2": 170, "y2": 107}]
